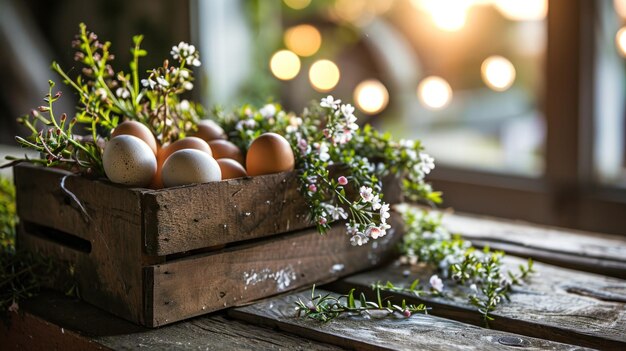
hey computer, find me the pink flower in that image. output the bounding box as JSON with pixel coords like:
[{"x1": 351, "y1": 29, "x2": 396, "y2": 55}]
[
  {"x1": 430, "y1": 274, "x2": 444, "y2": 293},
  {"x1": 337, "y1": 176, "x2": 348, "y2": 186},
  {"x1": 308, "y1": 184, "x2": 317, "y2": 193},
  {"x1": 318, "y1": 217, "x2": 327, "y2": 225}
]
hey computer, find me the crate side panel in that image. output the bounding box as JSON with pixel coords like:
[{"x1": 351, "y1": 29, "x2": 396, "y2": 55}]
[
  {"x1": 145, "y1": 213, "x2": 403, "y2": 327},
  {"x1": 143, "y1": 171, "x2": 311, "y2": 256},
  {"x1": 15, "y1": 164, "x2": 145, "y2": 324}
]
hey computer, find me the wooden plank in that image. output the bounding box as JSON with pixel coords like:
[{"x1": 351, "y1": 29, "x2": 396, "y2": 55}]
[
  {"x1": 142, "y1": 170, "x2": 311, "y2": 256},
  {"x1": 230, "y1": 289, "x2": 588, "y2": 351},
  {"x1": 14, "y1": 164, "x2": 146, "y2": 324},
  {"x1": 144, "y1": 213, "x2": 404, "y2": 327},
  {"x1": 329, "y1": 257, "x2": 626, "y2": 350},
  {"x1": 143, "y1": 171, "x2": 403, "y2": 256},
  {"x1": 439, "y1": 211, "x2": 626, "y2": 279},
  {"x1": 3, "y1": 291, "x2": 343, "y2": 351}
]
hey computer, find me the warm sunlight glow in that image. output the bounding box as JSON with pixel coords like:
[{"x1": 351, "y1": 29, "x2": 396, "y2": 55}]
[
  {"x1": 411, "y1": 0, "x2": 469, "y2": 32},
  {"x1": 616, "y1": 0, "x2": 626, "y2": 19},
  {"x1": 309, "y1": 60, "x2": 340, "y2": 92},
  {"x1": 270, "y1": 50, "x2": 301, "y2": 80},
  {"x1": 283, "y1": 0, "x2": 311, "y2": 10},
  {"x1": 617, "y1": 27, "x2": 626, "y2": 57},
  {"x1": 354, "y1": 79, "x2": 389, "y2": 114},
  {"x1": 284, "y1": 24, "x2": 322, "y2": 57},
  {"x1": 481, "y1": 56, "x2": 516, "y2": 91},
  {"x1": 418, "y1": 76, "x2": 452, "y2": 110},
  {"x1": 494, "y1": 0, "x2": 547, "y2": 21}
]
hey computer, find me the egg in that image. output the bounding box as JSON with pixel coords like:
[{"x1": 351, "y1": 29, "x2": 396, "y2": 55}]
[
  {"x1": 111, "y1": 121, "x2": 158, "y2": 155},
  {"x1": 103, "y1": 135, "x2": 157, "y2": 187},
  {"x1": 149, "y1": 137, "x2": 213, "y2": 189},
  {"x1": 161, "y1": 149, "x2": 222, "y2": 188},
  {"x1": 192, "y1": 119, "x2": 227, "y2": 142},
  {"x1": 246, "y1": 133, "x2": 295, "y2": 176},
  {"x1": 208, "y1": 140, "x2": 245, "y2": 165},
  {"x1": 217, "y1": 158, "x2": 248, "y2": 179}
]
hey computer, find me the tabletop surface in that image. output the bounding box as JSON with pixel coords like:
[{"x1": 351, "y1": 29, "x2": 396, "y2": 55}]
[{"x1": 2, "y1": 211, "x2": 625, "y2": 351}]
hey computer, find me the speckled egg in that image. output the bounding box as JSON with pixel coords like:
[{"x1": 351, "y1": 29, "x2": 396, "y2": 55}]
[
  {"x1": 149, "y1": 137, "x2": 213, "y2": 189},
  {"x1": 217, "y1": 158, "x2": 248, "y2": 179},
  {"x1": 111, "y1": 121, "x2": 158, "y2": 155},
  {"x1": 103, "y1": 135, "x2": 157, "y2": 187},
  {"x1": 161, "y1": 149, "x2": 222, "y2": 188},
  {"x1": 246, "y1": 133, "x2": 294, "y2": 176}
]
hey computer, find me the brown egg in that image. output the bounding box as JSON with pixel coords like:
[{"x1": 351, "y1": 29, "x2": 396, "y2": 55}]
[
  {"x1": 192, "y1": 119, "x2": 227, "y2": 142},
  {"x1": 246, "y1": 133, "x2": 295, "y2": 176},
  {"x1": 208, "y1": 140, "x2": 245, "y2": 165},
  {"x1": 217, "y1": 158, "x2": 248, "y2": 180},
  {"x1": 111, "y1": 121, "x2": 158, "y2": 155},
  {"x1": 149, "y1": 137, "x2": 212, "y2": 189}
]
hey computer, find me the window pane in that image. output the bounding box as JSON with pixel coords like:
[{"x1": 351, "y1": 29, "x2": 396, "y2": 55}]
[
  {"x1": 199, "y1": 0, "x2": 547, "y2": 176},
  {"x1": 596, "y1": 0, "x2": 626, "y2": 186}
]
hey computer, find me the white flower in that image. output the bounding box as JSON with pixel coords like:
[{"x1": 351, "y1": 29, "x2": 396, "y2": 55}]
[
  {"x1": 350, "y1": 233, "x2": 369, "y2": 246},
  {"x1": 419, "y1": 152, "x2": 435, "y2": 174},
  {"x1": 179, "y1": 99, "x2": 190, "y2": 111},
  {"x1": 379, "y1": 203, "x2": 391, "y2": 223},
  {"x1": 340, "y1": 104, "x2": 355, "y2": 119},
  {"x1": 366, "y1": 226, "x2": 383, "y2": 239},
  {"x1": 141, "y1": 78, "x2": 156, "y2": 90},
  {"x1": 318, "y1": 142, "x2": 330, "y2": 162},
  {"x1": 244, "y1": 119, "x2": 257, "y2": 129},
  {"x1": 320, "y1": 95, "x2": 341, "y2": 109},
  {"x1": 399, "y1": 139, "x2": 414, "y2": 148},
  {"x1": 430, "y1": 274, "x2": 444, "y2": 292},
  {"x1": 359, "y1": 186, "x2": 374, "y2": 202},
  {"x1": 470, "y1": 284, "x2": 478, "y2": 294},
  {"x1": 345, "y1": 223, "x2": 359, "y2": 236},
  {"x1": 179, "y1": 69, "x2": 190, "y2": 79},
  {"x1": 328, "y1": 206, "x2": 347, "y2": 220},
  {"x1": 156, "y1": 76, "x2": 169, "y2": 88},
  {"x1": 371, "y1": 195, "x2": 382, "y2": 211},
  {"x1": 191, "y1": 58, "x2": 201, "y2": 67},
  {"x1": 379, "y1": 222, "x2": 391, "y2": 236},
  {"x1": 183, "y1": 81, "x2": 194, "y2": 90},
  {"x1": 259, "y1": 104, "x2": 276, "y2": 118},
  {"x1": 115, "y1": 87, "x2": 130, "y2": 99}
]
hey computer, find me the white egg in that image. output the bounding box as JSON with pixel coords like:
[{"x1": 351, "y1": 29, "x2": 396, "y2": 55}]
[
  {"x1": 103, "y1": 135, "x2": 157, "y2": 187},
  {"x1": 161, "y1": 149, "x2": 222, "y2": 188}
]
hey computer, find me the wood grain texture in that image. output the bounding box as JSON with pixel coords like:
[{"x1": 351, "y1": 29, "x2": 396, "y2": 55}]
[
  {"x1": 330, "y1": 258, "x2": 626, "y2": 350},
  {"x1": 11, "y1": 291, "x2": 342, "y2": 351},
  {"x1": 230, "y1": 289, "x2": 588, "y2": 351},
  {"x1": 143, "y1": 171, "x2": 404, "y2": 256},
  {"x1": 14, "y1": 164, "x2": 146, "y2": 324},
  {"x1": 439, "y1": 210, "x2": 626, "y2": 278},
  {"x1": 144, "y1": 214, "x2": 404, "y2": 327},
  {"x1": 142, "y1": 170, "x2": 311, "y2": 256}
]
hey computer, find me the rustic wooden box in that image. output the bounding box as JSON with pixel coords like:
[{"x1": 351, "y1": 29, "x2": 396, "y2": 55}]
[{"x1": 14, "y1": 164, "x2": 403, "y2": 327}]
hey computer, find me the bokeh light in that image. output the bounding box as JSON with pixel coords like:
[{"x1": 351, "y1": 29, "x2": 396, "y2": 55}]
[
  {"x1": 617, "y1": 27, "x2": 626, "y2": 57},
  {"x1": 411, "y1": 0, "x2": 469, "y2": 32},
  {"x1": 284, "y1": 24, "x2": 322, "y2": 57},
  {"x1": 309, "y1": 60, "x2": 340, "y2": 92},
  {"x1": 481, "y1": 56, "x2": 516, "y2": 91},
  {"x1": 270, "y1": 50, "x2": 301, "y2": 80},
  {"x1": 354, "y1": 79, "x2": 389, "y2": 114},
  {"x1": 615, "y1": 0, "x2": 626, "y2": 19},
  {"x1": 283, "y1": 0, "x2": 311, "y2": 10},
  {"x1": 494, "y1": 0, "x2": 548, "y2": 21},
  {"x1": 417, "y1": 76, "x2": 452, "y2": 110}
]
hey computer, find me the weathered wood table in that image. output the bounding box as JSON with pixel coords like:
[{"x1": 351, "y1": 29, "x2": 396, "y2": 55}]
[{"x1": 2, "y1": 211, "x2": 625, "y2": 351}]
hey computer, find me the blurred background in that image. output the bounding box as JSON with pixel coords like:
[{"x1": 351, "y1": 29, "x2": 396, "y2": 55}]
[{"x1": 0, "y1": 0, "x2": 625, "y2": 234}]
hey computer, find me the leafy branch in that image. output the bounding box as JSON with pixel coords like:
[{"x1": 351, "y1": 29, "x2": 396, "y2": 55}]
[{"x1": 295, "y1": 284, "x2": 429, "y2": 323}]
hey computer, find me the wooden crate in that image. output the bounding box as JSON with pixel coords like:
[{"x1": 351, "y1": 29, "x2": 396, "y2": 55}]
[{"x1": 14, "y1": 164, "x2": 404, "y2": 327}]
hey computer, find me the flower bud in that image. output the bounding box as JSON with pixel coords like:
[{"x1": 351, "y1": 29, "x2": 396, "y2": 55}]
[
  {"x1": 38, "y1": 106, "x2": 49, "y2": 112},
  {"x1": 402, "y1": 309, "x2": 411, "y2": 318},
  {"x1": 54, "y1": 91, "x2": 62, "y2": 98},
  {"x1": 338, "y1": 176, "x2": 348, "y2": 186},
  {"x1": 60, "y1": 113, "x2": 67, "y2": 122}
]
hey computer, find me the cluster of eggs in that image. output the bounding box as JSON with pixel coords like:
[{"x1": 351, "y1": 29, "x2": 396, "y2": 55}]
[{"x1": 102, "y1": 120, "x2": 294, "y2": 188}]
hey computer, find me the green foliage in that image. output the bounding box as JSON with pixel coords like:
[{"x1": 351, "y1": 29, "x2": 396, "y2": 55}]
[
  {"x1": 397, "y1": 207, "x2": 535, "y2": 325},
  {"x1": 295, "y1": 284, "x2": 428, "y2": 322},
  {"x1": 0, "y1": 178, "x2": 16, "y2": 253}
]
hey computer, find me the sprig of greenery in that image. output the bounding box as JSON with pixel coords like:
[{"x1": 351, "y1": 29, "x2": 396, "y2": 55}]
[
  {"x1": 398, "y1": 207, "x2": 535, "y2": 324},
  {"x1": 295, "y1": 284, "x2": 428, "y2": 322}
]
